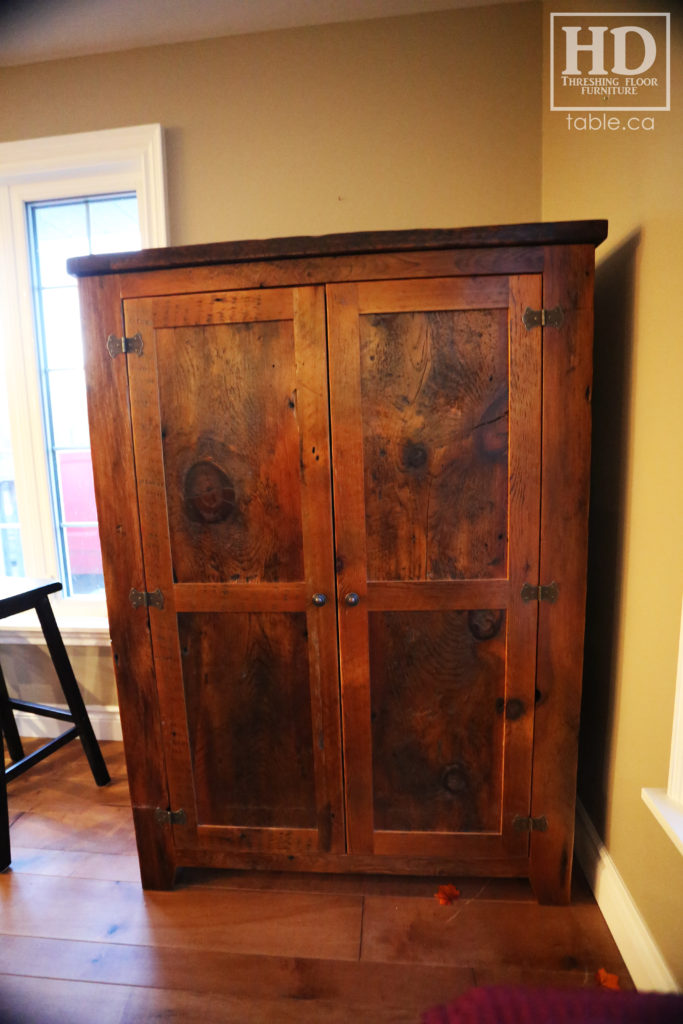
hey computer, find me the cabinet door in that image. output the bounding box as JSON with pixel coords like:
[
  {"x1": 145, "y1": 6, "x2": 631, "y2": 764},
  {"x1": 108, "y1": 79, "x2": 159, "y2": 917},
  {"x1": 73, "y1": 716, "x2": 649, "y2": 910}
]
[
  {"x1": 327, "y1": 275, "x2": 542, "y2": 861},
  {"x1": 123, "y1": 286, "x2": 344, "y2": 856}
]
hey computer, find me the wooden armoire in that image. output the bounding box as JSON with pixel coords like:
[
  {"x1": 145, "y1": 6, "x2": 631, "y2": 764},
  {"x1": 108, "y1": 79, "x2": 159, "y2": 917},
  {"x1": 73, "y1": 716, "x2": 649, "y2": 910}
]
[{"x1": 69, "y1": 221, "x2": 607, "y2": 904}]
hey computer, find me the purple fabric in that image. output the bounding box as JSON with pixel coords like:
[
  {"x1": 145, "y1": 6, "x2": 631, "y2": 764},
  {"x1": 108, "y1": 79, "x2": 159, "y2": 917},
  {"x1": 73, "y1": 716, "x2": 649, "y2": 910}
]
[{"x1": 421, "y1": 987, "x2": 683, "y2": 1024}]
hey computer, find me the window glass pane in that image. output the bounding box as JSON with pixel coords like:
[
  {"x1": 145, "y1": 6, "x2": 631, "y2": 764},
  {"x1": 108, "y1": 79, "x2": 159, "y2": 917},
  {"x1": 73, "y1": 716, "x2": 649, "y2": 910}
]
[
  {"x1": 48, "y1": 368, "x2": 90, "y2": 448},
  {"x1": 59, "y1": 450, "x2": 103, "y2": 598},
  {"x1": 41, "y1": 287, "x2": 84, "y2": 370},
  {"x1": 89, "y1": 195, "x2": 140, "y2": 253},
  {"x1": 65, "y1": 526, "x2": 104, "y2": 597},
  {"x1": 57, "y1": 450, "x2": 97, "y2": 523},
  {"x1": 29, "y1": 192, "x2": 140, "y2": 596},
  {"x1": 33, "y1": 202, "x2": 89, "y2": 288},
  {"x1": 0, "y1": 355, "x2": 24, "y2": 575}
]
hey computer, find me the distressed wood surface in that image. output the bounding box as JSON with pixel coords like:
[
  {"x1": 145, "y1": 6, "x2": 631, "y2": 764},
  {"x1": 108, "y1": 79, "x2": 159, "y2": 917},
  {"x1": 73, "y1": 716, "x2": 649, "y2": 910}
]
[
  {"x1": 529, "y1": 245, "x2": 596, "y2": 905},
  {"x1": 67, "y1": 220, "x2": 608, "y2": 277},
  {"x1": 75, "y1": 227, "x2": 604, "y2": 901},
  {"x1": 328, "y1": 274, "x2": 543, "y2": 863},
  {"x1": 180, "y1": 612, "x2": 317, "y2": 829},
  {"x1": 326, "y1": 282, "x2": 375, "y2": 856},
  {"x1": 368, "y1": 609, "x2": 506, "y2": 834},
  {"x1": 78, "y1": 274, "x2": 176, "y2": 890},
  {"x1": 112, "y1": 247, "x2": 546, "y2": 299},
  {"x1": 123, "y1": 285, "x2": 343, "y2": 863}
]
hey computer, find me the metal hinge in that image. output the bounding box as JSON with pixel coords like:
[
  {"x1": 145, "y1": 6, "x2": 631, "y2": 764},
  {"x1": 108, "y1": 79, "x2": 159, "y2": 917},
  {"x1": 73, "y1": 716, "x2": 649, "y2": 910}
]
[
  {"x1": 154, "y1": 807, "x2": 187, "y2": 826},
  {"x1": 522, "y1": 305, "x2": 564, "y2": 330},
  {"x1": 521, "y1": 581, "x2": 559, "y2": 604},
  {"x1": 513, "y1": 814, "x2": 548, "y2": 833},
  {"x1": 107, "y1": 332, "x2": 144, "y2": 358},
  {"x1": 129, "y1": 587, "x2": 164, "y2": 610}
]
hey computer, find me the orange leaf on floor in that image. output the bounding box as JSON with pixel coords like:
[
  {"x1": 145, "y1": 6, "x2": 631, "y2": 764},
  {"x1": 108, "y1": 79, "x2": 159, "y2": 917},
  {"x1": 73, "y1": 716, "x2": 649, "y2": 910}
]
[
  {"x1": 435, "y1": 883, "x2": 461, "y2": 905},
  {"x1": 596, "y1": 967, "x2": 621, "y2": 990}
]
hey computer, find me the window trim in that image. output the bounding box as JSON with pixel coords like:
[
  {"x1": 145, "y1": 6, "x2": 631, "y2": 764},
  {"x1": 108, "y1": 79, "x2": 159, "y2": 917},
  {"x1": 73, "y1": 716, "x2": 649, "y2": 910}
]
[
  {"x1": 0, "y1": 124, "x2": 167, "y2": 641},
  {"x1": 642, "y1": 592, "x2": 683, "y2": 856}
]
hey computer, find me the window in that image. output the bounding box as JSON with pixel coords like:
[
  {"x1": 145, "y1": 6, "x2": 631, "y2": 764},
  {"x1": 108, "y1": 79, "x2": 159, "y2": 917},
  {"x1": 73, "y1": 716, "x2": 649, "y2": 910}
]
[
  {"x1": 0, "y1": 125, "x2": 167, "y2": 636},
  {"x1": 28, "y1": 194, "x2": 141, "y2": 597}
]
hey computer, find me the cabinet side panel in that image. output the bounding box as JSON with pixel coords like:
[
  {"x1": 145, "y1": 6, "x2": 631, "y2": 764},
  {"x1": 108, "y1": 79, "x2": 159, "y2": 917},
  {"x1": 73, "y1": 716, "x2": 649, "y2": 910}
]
[
  {"x1": 79, "y1": 274, "x2": 175, "y2": 888},
  {"x1": 530, "y1": 245, "x2": 595, "y2": 904}
]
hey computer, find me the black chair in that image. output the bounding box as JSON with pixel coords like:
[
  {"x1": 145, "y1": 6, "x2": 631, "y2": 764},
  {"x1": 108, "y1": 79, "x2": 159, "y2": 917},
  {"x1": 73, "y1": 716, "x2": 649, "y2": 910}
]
[{"x1": 0, "y1": 578, "x2": 110, "y2": 870}]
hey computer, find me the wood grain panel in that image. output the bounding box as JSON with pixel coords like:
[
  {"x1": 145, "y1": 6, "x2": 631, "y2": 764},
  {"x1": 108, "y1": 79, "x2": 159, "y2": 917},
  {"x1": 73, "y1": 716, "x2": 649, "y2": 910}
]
[
  {"x1": 114, "y1": 248, "x2": 545, "y2": 299},
  {"x1": 68, "y1": 220, "x2": 607, "y2": 278},
  {"x1": 326, "y1": 282, "x2": 375, "y2": 856},
  {"x1": 124, "y1": 285, "x2": 344, "y2": 864},
  {"x1": 530, "y1": 245, "x2": 595, "y2": 905},
  {"x1": 356, "y1": 275, "x2": 509, "y2": 313},
  {"x1": 293, "y1": 286, "x2": 346, "y2": 855},
  {"x1": 365, "y1": 581, "x2": 509, "y2": 610},
  {"x1": 172, "y1": 582, "x2": 308, "y2": 611},
  {"x1": 148, "y1": 287, "x2": 293, "y2": 326},
  {"x1": 369, "y1": 609, "x2": 506, "y2": 833},
  {"x1": 79, "y1": 276, "x2": 176, "y2": 890},
  {"x1": 499, "y1": 273, "x2": 543, "y2": 857},
  {"x1": 328, "y1": 273, "x2": 542, "y2": 865},
  {"x1": 179, "y1": 612, "x2": 317, "y2": 829},
  {"x1": 358, "y1": 301, "x2": 509, "y2": 581},
  {"x1": 156, "y1": 319, "x2": 304, "y2": 585}
]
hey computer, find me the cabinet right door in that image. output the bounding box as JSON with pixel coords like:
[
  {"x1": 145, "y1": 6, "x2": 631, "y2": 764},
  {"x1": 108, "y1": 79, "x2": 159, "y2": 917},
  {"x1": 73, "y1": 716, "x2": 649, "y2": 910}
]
[{"x1": 327, "y1": 274, "x2": 543, "y2": 862}]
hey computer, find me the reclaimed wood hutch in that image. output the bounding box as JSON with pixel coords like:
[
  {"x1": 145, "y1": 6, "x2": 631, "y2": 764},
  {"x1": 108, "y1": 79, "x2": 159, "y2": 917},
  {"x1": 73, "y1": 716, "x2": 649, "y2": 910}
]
[{"x1": 69, "y1": 220, "x2": 607, "y2": 903}]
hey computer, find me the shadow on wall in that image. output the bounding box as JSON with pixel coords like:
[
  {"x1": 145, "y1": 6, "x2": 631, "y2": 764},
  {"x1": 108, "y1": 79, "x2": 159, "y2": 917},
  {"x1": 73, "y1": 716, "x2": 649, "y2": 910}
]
[{"x1": 578, "y1": 230, "x2": 640, "y2": 837}]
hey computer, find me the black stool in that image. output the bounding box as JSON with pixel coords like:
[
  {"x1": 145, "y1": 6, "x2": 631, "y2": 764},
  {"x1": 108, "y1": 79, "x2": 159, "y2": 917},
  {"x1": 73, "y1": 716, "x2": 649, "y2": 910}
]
[{"x1": 1, "y1": 577, "x2": 110, "y2": 870}]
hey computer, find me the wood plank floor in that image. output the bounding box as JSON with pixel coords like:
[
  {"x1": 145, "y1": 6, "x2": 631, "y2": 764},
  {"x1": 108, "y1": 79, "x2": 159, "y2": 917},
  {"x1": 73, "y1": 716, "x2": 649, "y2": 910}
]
[{"x1": 2, "y1": 739, "x2": 633, "y2": 1022}]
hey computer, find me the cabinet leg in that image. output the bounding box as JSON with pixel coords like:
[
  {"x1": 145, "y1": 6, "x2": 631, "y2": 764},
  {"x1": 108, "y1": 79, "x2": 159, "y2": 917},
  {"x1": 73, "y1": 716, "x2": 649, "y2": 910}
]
[
  {"x1": 132, "y1": 806, "x2": 177, "y2": 890},
  {"x1": 529, "y1": 830, "x2": 573, "y2": 905}
]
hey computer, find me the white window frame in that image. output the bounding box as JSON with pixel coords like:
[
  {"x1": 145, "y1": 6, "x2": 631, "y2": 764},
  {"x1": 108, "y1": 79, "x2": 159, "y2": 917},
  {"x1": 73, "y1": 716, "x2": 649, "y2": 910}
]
[
  {"x1": 643, "y1": 592, "x2": 683, "y2": 856},
  {"x1": 0, "y1": 124, "x2": 167, "y2": 643}
]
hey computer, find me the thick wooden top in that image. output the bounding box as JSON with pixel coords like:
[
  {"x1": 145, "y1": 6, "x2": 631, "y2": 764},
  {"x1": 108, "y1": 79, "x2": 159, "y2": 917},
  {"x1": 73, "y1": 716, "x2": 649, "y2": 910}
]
[{"x1": 67, "y1": 220, "x2": 608, "y2": 277}]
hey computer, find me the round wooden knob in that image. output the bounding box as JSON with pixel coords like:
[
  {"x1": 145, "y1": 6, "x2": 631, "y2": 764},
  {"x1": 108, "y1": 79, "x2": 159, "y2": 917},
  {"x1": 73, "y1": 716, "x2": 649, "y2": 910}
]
[
  {"x1": 312, "y1": 593, "x2": 327, "y2": 607},
  {"x1": 345, "y1": 592, "x2": 360, "y2": 607}
]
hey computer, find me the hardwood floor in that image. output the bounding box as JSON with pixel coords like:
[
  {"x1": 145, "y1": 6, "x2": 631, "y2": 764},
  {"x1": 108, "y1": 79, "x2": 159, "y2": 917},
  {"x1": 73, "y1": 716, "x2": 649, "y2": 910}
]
[{"x1": 1, "y1": 739, "x2": 633, "y2": 1022}]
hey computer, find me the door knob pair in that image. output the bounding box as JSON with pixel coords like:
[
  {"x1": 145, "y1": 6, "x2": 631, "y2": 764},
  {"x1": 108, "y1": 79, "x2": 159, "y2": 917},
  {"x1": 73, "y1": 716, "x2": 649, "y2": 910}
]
[{"x1": 312, "y1": 593, "x2": 360, "y2": 607}]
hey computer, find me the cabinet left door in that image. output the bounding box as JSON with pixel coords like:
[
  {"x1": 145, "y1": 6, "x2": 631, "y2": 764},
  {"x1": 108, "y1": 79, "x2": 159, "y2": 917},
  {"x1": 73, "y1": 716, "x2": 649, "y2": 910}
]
[{"x1": 122, "y1": 285, "x2": 345, "y2": 859}]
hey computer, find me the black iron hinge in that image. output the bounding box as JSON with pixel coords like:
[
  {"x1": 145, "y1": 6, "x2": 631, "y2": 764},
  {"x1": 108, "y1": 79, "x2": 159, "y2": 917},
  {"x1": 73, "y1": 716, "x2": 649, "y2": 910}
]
[
  {"x1": 513, "y1": 814, "x2": 548, "y2": 833},
  {"x1": 522, "y1": 306, "x2": 564, "y2": 330},
  {"x1": 129, "y1": 587, "x2": 164, "y2": 610},
  {"x1": 106, "y1": 332, "x2": 144, "y2": 358},
  {"x1": 154, "y1": 807, "x2": 187, "y2": 826},
  {"x1": 521, "y1": 581, "x2": 559, "y2": 604}
]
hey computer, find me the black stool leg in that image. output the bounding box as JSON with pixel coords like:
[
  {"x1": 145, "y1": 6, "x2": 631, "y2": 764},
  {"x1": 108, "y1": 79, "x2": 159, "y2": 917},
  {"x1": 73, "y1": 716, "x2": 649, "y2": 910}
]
[
  {"x1": 0, "y1": 658, "x2": 25, "y2": 763},
  {"x1": 35, "y1": 595, "x2": 110, "y2": 787},
  {"x1": 0, "y1": 752, "x2": 9, "y2": 870}
]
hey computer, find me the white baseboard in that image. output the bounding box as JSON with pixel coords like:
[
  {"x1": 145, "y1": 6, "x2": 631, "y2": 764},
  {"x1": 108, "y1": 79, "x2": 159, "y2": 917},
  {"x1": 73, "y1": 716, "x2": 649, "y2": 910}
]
[
  {"x1": 13, "y1": 705, "x2": 122, "y2": 742},
  {"x1": 575, "y1": 798, "x2": 679, "y2": 992}
]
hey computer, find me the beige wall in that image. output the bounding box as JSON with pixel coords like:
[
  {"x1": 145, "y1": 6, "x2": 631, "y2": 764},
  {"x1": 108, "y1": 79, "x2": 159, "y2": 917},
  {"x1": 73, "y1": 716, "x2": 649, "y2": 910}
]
[
  {"x1": 542, "y1": 0, "x2": 683, "y2": 987},
  {"x1": 0, "y1": 3, "x2": 542, "y2": 243}
]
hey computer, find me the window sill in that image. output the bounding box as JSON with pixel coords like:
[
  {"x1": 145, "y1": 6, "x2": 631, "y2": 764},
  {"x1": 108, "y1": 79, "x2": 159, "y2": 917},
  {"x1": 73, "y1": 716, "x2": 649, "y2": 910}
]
[
  {"x1": 0, "y1": 610, "x2": 111, "y2": 646},
  {"x1": 642, "y1": 788, "x2": 683, "y2": 858}
]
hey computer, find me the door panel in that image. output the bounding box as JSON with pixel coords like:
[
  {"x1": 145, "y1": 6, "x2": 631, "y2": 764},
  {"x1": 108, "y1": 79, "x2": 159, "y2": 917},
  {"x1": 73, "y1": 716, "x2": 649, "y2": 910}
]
[
  {"x1": 124, "y1": 286, "x2": 344, "y2": 854},
  {"x1": 359, "y1": 306, "x2": 509, "y2": 581},
  {"x1": 158, "y1": 320, "x2": 305, "y2": 584},
  {"x1": 179, "y1": 611, "x2": 316, "y2": 828},
  {"x1": 328, "y1": 275, "x2": 542, "y2": 860},
  {"x1": 369, "y1": 608, "x2": 506, "y2": 833}
]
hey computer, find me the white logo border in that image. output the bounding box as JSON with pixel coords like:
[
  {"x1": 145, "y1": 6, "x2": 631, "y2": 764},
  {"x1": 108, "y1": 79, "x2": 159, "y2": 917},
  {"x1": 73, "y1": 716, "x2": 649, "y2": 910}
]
[{"x1": 550, "y1": 11, "x2": 671, "y2": 112}]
